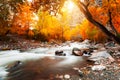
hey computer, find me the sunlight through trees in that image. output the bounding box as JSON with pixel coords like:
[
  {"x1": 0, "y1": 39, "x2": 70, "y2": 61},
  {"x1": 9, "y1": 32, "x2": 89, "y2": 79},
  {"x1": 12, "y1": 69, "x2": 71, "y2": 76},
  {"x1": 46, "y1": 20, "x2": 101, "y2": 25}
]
[{"x1": 0, "y1": 0, "x2": 120, "y2": 43}]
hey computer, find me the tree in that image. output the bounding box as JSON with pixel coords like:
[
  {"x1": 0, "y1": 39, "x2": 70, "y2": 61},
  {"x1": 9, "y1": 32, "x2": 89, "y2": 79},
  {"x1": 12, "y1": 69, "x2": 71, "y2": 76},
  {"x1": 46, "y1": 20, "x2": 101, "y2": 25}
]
[
  {"x1": 0, "y1": 0, "x2": 66, "y2": 34},
  {"x1": 1, "y1": 0, "x2": 120, "y2": 43},
  {"x1": 0, "y1": 0, "x2": 23, "y2": 36},
  {"x1": 31, "y1": 0, "x2": 66, "y2": 16},
  {"x1": 74, "y1": 0, "x2": 120, "y2": 44}
]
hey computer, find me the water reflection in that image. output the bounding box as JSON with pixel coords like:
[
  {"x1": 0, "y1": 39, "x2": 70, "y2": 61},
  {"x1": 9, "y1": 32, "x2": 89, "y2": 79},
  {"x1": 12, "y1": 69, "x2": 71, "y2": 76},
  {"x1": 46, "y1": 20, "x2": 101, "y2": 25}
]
[{"x1": 6, "y1": 56, "x2": 93, "y2": 80}]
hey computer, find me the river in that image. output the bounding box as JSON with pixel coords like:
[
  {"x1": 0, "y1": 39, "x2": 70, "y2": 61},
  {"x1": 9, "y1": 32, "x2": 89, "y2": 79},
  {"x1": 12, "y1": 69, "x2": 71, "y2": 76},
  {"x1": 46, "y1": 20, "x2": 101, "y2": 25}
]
[{"x1": 0, "y1": 41, "x2": 93, "y2": 80}]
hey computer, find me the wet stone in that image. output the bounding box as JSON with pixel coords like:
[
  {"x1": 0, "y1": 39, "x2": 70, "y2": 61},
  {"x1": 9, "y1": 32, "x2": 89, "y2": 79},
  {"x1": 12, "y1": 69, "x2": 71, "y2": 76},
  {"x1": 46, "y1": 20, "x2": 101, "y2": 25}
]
[
  {"x1": 55, "y1": 50, "x2": 66, "y2": 56},
  {"x1": 105, "y1": 41, "x2": 115, "y2": 47},
  {"x1": 82, "y1": 50, "x2": 92, "y2": 56},
  {"x1": 6, "y1": 61, "x2": 23, "y2": 72},
  {"x1": 72, "y1": 48, "x2": 83, "y2": 56}
]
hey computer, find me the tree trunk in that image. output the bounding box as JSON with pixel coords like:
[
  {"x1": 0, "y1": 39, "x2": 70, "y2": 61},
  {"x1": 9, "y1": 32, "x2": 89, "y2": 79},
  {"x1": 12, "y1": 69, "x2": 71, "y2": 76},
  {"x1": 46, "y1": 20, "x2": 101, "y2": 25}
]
[
  {"x1": 76, "y1": 1, "x2": 120, "y2": 45},
  {"x1": 108, "y1": 9, "x2": 118, "y2": 35},
  {"x1": 87, "y1": 17, "x2": 120, "y2": 45}
]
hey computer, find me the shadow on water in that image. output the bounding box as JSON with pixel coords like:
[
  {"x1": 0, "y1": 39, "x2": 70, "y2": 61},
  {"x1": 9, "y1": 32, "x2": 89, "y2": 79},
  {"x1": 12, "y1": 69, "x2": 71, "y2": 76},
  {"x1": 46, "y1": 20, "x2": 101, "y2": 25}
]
[{"x1": 6, "y1": 56, "x2": 94, "y2": 80}]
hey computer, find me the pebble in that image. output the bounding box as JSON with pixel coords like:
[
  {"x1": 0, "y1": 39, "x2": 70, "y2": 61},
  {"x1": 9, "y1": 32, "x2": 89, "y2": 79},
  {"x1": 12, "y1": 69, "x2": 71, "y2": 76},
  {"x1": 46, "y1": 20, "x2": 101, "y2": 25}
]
[
  {"x1": 56, "y1": 74, "x2": 63, "y2": 79},
  {"x1": 73, "y1": 67, "x2": 79, "y2": 71},
  {"x1": 64, "y1": 74, "x2": 70, "y2": 79},
  {"x1": 92, "y1": 65, "x2": 106, "y2": 71},
  {"x1": 59, "y1": 75, "x2": 64, "y2": 79}
]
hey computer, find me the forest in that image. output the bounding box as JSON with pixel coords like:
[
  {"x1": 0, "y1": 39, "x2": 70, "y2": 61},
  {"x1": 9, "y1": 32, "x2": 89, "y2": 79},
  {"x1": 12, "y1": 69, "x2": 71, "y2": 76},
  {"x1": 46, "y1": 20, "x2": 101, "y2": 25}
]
[
  {"x1": 0, "y1": 0, "x2": 120, "y2": 80},
  {"x1": 1, "y1": 0, "x2": 120, "y2": 42}
]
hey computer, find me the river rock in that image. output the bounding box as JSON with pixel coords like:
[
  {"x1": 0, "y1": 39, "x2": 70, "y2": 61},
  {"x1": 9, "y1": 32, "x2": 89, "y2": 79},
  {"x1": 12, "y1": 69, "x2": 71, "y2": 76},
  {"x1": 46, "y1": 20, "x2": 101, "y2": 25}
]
[
  {"x1": 55, "y1": 50, "x2": 66, "y2": 56},
  {"x1": 82, "y1": 49, "x2": 92, "y2": 56},
  {"x1": 6, "y1": 61, "x2": 22, "y2": 72},
  {"x1": 72, "y1": 47, "x2": 93, "y2": 56},
  {"x1": 72, "y1": 48, "x2": 83, "y2": 56},
  {"x1": 91, "y1": 65, "x2": 106, "y2": 71},
  {"x1": 88, "y1": 51, "x2": 115, "y2": 63},
  {"x1": 105, "y1": 41, "x2": 115, "y2": 47}
]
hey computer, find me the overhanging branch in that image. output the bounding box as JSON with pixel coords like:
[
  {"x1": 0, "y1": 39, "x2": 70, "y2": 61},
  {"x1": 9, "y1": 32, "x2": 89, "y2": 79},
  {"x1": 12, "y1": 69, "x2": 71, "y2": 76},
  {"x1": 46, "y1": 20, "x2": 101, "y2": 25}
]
[{"x1": 75, "y1": 0, "x2": 120, "y2": 44}]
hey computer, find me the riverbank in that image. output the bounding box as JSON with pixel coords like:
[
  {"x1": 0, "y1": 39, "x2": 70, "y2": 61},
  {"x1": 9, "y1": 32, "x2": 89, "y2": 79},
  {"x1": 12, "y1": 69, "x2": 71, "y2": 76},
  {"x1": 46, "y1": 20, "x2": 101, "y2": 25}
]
[{"x1": 0, "y1": 34, "x2": 120, "y2": 80}]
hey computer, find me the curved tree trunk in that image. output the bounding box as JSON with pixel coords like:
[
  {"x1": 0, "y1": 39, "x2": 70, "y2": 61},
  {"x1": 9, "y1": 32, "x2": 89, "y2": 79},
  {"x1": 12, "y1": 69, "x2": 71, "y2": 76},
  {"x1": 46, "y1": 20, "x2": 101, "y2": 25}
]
[{"x1": 75, "y1": 0, "x2": 120, "y2": 45}]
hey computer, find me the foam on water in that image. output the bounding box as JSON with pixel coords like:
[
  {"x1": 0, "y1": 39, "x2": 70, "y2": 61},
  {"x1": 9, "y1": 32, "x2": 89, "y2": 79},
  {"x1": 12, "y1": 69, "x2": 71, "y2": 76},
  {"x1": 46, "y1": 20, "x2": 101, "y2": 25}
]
[
  {"x1": 0, "y1": 41, "x2": 90, "y2": 80},
  {"x1": 0, "y1": 52, "x2": 55, "y2": 67},
  {"x1": 0, "y1": 67, "x2": 8, "y2": 80}
]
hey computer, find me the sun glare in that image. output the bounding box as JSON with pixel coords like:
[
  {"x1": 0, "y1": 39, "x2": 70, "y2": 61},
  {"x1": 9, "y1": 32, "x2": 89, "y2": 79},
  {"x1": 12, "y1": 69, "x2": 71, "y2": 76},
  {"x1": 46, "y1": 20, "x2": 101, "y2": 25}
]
[
  {"x1": 29, "y1": 26, "x2": 34, "y2": 30},
  {"x1": 32, "y1": 13, "x2": 39, "y2": 21},
  {"x1": 61, "y1": 0, "x2": 75, "y2": 12},
  {"x1": 67, "y1": 0, "x2": 74, "y2": 10},
  {"x1": 27, "y1": 0, "x2": 33, "y2": 3},
  {"x1": 29, "y1": 12, "x2": 39, "y2": 30}
]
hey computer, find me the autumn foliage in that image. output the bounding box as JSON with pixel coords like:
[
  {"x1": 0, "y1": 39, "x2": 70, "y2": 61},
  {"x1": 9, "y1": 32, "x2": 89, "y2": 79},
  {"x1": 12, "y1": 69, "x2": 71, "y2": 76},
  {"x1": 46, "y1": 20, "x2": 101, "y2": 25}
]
[
  {"x1": 1, "y1": 0, "x2": 120, "y2": 42},
  {"x1": 78, "y1": 19, "x2": 106, "y2": 41},
  {"x1": 11, "y1": 4, "x2": 34, "y2": 35},
  {"x1": 9, "y1": 1, "x2": 108, "y2": 42}
]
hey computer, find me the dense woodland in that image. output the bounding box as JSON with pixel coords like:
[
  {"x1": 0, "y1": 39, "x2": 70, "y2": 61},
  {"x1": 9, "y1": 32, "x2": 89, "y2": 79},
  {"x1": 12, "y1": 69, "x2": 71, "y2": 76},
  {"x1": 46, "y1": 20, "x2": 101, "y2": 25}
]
[
  {"x1": 0, "y1": 0, "x2": 120, "y2": 43},
  {"x1": 1, "y1": 1, "x2": 120, "y2": 80}
]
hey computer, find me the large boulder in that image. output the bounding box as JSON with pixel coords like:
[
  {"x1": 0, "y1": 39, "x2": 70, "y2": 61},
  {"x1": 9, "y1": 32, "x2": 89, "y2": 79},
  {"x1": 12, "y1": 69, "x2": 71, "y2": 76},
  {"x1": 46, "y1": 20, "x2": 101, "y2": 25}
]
[{"x1": 88, "y1": 51, "x2": 115, "y2": 63}]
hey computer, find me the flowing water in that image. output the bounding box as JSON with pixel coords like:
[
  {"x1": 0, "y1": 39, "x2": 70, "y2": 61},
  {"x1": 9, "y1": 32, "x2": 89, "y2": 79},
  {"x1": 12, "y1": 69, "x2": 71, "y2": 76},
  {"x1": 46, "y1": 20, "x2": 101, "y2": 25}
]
[
  {"x1": 6, "y1": 56, "x2": 93, "y2": 80},
  {"x1": 0, "y1": 41, "x2": 93, "y2": 80}
]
